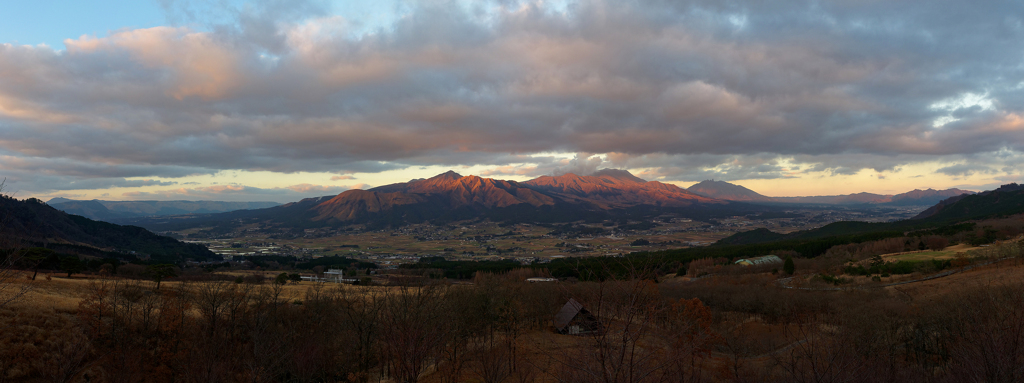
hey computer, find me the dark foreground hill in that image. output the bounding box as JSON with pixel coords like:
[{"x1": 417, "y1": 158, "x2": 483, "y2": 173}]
[
  {"x1": 912, "y1": 183, "x2": 1024, "y2": 221},
  {"x1": 1, "y1": 195, "x2": 215, "y2": 262}
]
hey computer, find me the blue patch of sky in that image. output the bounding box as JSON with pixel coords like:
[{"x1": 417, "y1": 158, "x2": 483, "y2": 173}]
[
  {"x1": 1, "y1": 0, "x2": 577, "y2": 50},
  {"x1": 0, "y1": 0, "x2": 167, "y2": 48},
  {"x1": 0, "y1": 0, "x2": 412, "y2": 48},
  {"x1": 331, "y1": 0, "x2": 408, "y2": 39}
]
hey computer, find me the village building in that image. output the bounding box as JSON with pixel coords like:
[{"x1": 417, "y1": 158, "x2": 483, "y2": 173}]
[
  {"x1": 733, "y1": 255, "x2": 784, "y2": 266},
  {"x1": 526, "y1": 277, "x2": 558, "y2": 283},
  {"x1": 300, "y1": 268, "x2": 357, "y2": 283},
  {"x1": 553, "y1": 298, "x2": 602, "y2": 335}
]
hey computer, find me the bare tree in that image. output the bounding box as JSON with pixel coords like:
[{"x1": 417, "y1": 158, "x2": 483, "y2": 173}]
[
  {"x1": 244, "y1": 283, "x2": 290, "y2": 383},
  {"x1": 337, "y1": 286, "x2": 386, "y2": 383},
  {"x1": 661, "y1": 298, "x2": 716, "y2": 383},
  {"x1": 39, "y1": 328, "x2": 94, "y2": 383},
  {"x1": 474, "y1": 342, "x2": 512, "y2": 383},
  {"x1": 543, "y1": 277, "x2": 670, "y2": 383},
  {"x1": 0, "y1": 178, "x2": 31, "y2": 309},
  {"x1": 941, "y1": 283, "x2": 1024, "y2": 383},
  {"x1": 771, "y1": 315, "x2": 862, "y2": 383},
  {"x1": 378, "y1": 284, "x2": 451, "y2": 383}
]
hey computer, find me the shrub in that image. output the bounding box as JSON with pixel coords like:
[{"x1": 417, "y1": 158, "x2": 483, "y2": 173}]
[
  {"x1": 817, "y1": 274, "x2": 849, "y2": 285},
  {"x1": 925, "y1": 236, "x2": 950, "y2": 251},
  {"x1": 275, "y1": 272, "x2": 289, "y2": 285},
  {"x1": 630, "y1": 239, "x2": 651, "y2": 246}
]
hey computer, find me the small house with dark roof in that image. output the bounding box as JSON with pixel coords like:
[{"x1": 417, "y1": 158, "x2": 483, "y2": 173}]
[{"x1": 553, "y1": 298, "x2": 601, "y2": 335}]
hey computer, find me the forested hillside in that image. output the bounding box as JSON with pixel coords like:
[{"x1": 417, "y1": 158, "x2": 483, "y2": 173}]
[{"x1": 1, "y1": 195, "x2": 215, "y2": 262}]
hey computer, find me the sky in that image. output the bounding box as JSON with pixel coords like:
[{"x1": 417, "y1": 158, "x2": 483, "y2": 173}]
[{"x1": 1, "y1": 0, "x2": 1023, "y2": 203}]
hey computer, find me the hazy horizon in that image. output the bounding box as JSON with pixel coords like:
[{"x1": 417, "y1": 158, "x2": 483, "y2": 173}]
[{"x1": 30, "y1": 168, "x2": 984, "y2": 204}]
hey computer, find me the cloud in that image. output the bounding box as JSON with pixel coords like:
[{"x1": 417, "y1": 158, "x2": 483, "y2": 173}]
[
  {"x1": 330, "y1": 175, "x2": 355, "y2": 181},
  {"x1": 550, "y1": 154, "x2": 604, "y2": 177},
  {"x1": 285, "y1": 183, "x2": 351, "y2": 193},
  {"x1": 936, "y1": 163, "x2": 995, "y2": 178},
  {"x1": 119, "y1": 182, "x2": 361, "y2": 202},
  {"x1": 2, "y1": 0, "x2": 1024, "y2": 194},
  {"x1": 0, "y1": 168, "x2": 179, "y2": 193}
]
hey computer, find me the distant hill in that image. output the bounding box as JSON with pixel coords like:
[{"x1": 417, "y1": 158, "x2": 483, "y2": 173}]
[
  {"x1": 889, "y1": 188, "x2": 977, "y2": 206},
  {"x1": 912, "y1": 183, "x2": 1024, "y2": 220},
  {"x1": 688, "y1": 180, "x2": 772, "y2": 202},
  {"x1": 714, "y1": 183, "x2": 1023, "y2": 249},
  {"x1": 772, "y1": 192, "x2": 893, "y2": 205},
  {"x1": 1, "y1": 195, "x2": 216, "y2": 262},
  {"x1": 48, "y1": 199, "x2": 129, "y2": 221},
  {"x1": 48, "y1": 199, "x2": 280, "y2": 221},
  {"x1": 686, "y1": 180, "x2": 973, "y2": 206}
]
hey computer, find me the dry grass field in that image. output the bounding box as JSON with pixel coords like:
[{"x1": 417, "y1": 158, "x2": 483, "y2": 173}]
[
  {"x1": 3, "y1": 238, "x2": 1024, "y2": 382},
  {"x1": 886, "y1": 257, "x2": 1024, "y2": 301},
  {"x1": 881, "y1": 243, "x2": 981, "y2": 262}
]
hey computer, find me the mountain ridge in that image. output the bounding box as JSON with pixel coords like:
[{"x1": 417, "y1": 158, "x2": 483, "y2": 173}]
[
  {"x1": 116, "y1": 169, "x2": 985, "y2": 232},
  {"x1": 687, "y1": 179, "x2": 974, "y2": 206},
  {"x1": 48, "y1": 199, "x2": 280, "y2": 221},
  {"x1": 687, "y1": 180, "x2": 772, "y2": 202},
  {"x1": 1, "y1": 195, "x2": 216, "y2": 262},
  {"x1": 311, "y1": 169, "x2": 726, "y2": 223},
  {"x1": 912, "y1": 183, "x2": 1024, "y2": 220},
  {"x1": 118, "y1": 169, "x2": 750, "y2": 231},
  {"x1": 525, "y1": 172, "x2": 721, "y2": 208}
]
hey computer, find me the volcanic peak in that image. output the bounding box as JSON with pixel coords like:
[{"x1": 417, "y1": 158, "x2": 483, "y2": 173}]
[
  {"x1": 524, "y1": 169, "x2": 720, "y2": 207},
  {"x1": 687, "y1": 180, "x2": 771, "y2": 202},
  {"x1": 313, "y1": 171, "x2": 557, "y2": 222},
  {"x1": 590, "y1": 168, "x2": 647, "y2": 184}
]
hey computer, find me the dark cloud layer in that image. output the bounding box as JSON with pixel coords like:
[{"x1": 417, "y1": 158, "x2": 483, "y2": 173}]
[{"x1": 1, "y1": 0, "x2": 1023, "y2": 193}]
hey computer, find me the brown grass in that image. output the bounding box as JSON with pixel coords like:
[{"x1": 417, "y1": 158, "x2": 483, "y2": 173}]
[
  {"x1": 887, "y1": 257, "x2": 1024, "y2": 301},
  {"x1": 880, "y1": 243, "x2": 982, "y2": 262}
]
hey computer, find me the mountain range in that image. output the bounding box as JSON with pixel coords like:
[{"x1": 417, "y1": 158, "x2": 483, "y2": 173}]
[
  {"x1": 58, "y1": 173, "x2": 977, "y2": 229},
  {"x1": 7, "y1": 169, "x2": 1016, "y2": 263},
  {"x1": 717, "y1": 182, "x2": 1024, "y2": 248},
  {"x1": 687, "y1": 180, "x2": 974, "y2": 206},
  {"x1": 119, "y1": 170, "x2": 748, "y2": 231},
  {"x1": 301, "y1": 169, "x2": 722, "y2": 224},
  {"x1": 47, "y1": 199, "x2": 280, "y2": 221},
  {"x1": 113, "y1": 169, "x2": 992, "y2": 234},
  {"x1": 1, "y1": 196, "x2": 215, "y2": 262}
]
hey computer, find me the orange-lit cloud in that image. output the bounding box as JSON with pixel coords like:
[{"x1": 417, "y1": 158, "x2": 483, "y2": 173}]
[
  {"x1": 65, "y1": 27, "x2": 243, "y2": 100},
  {"x1": 2, "y1": 0, "x2": 1023, "y2": 199}
]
